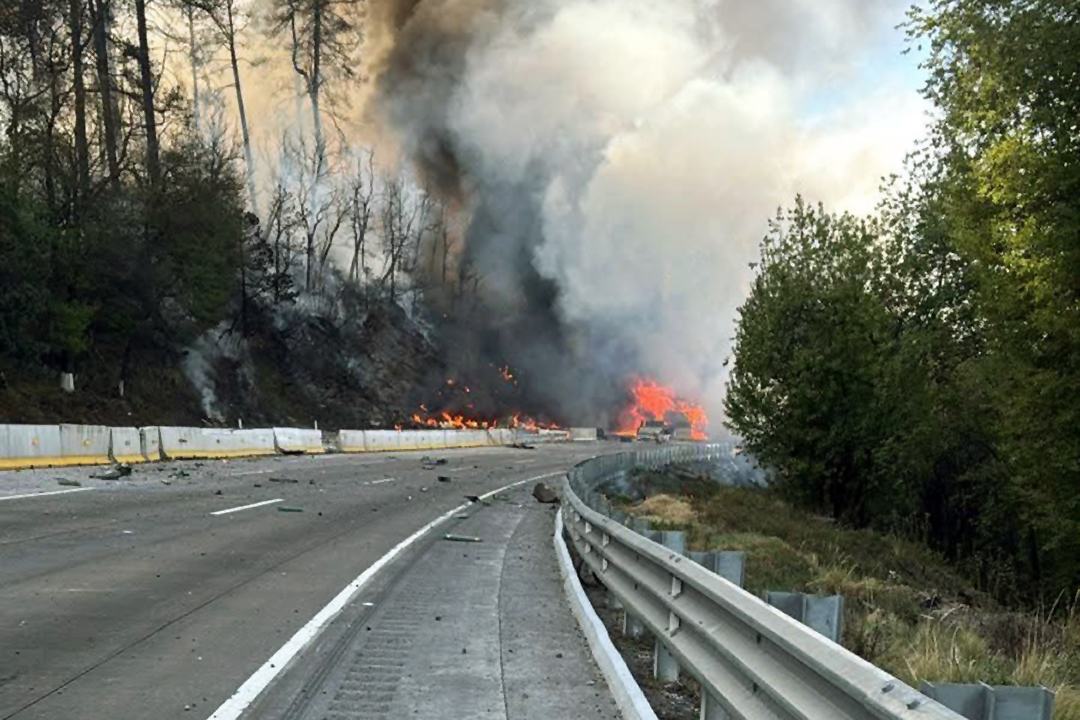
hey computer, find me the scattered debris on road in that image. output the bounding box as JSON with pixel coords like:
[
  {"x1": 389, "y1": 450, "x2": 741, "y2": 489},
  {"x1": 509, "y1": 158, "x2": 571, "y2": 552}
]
[
  {"x1": 421, "y1": 456, "x2": 448, "y2": 468},
  {"x1": 278, "y1": 506, "x2": 304, "y2": 513},
  {"x1": 91, "y1": 464, "x2": 133, "y2": 480},
  {"x1": 443, "y1": 534, "x2": 482, "y2": 543},
  {"x1": 532, "y1": 482, "x2": 559, "y2": 504},
  {"x1": 58, "y1": 479, "x2": 81, "y2": 487},
  {"x1": 437, "y1": 475, "x2": 451, "y2": 483}
]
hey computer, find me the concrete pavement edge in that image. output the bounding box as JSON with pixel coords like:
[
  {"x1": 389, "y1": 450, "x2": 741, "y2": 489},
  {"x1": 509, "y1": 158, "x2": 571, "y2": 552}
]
[{"x1": 554, "y1": 508, "x2": 658, "y2": 720}]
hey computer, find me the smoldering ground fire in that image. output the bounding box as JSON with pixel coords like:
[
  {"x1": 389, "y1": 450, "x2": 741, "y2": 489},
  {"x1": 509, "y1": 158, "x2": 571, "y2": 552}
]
[{"x1": 361, "y1": 0, "x2": 915, "y2": 433}]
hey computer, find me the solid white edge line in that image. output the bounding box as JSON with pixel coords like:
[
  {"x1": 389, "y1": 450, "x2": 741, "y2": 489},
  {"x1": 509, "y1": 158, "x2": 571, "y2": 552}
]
[
  {"x1": 0, "y1": 487, "x2": 94, "y2": 502},
  {"x1": 554, "y1": 507, "x2": 659, "y2": 720},
  {"x1": 210, "y1": 499, "x2": 286, "y2": 516},
  {"x1": 206, "y1": 470, "x2": 563, "y2": 720}
]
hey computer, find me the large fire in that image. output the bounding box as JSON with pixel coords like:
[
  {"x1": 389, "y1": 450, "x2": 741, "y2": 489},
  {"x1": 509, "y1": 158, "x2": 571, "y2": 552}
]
[
  {"x1": 614, "y1": 378, "x2": 709, "y2": 441},
  {"x1": 409, "y1": 408, "x2": 560, "y2": 432}
]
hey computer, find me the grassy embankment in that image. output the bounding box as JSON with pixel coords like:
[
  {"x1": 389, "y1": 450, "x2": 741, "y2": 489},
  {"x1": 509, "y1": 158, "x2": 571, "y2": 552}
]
[{"x1": 605, "y1": 467, "x2": 1080, "y2": 719}]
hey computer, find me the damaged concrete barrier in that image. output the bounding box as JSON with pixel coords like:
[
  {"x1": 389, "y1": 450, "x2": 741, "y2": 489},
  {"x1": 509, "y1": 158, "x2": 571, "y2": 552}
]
[
  {"x1": 140, "y1": 427, "x2": 163, "y2": 462},
  {"x1": 273, "y1": 428, "x2": 325, "y2": 454},
  {"x1": 110, "y1": 427, "x2": 145, "y2": 464}
]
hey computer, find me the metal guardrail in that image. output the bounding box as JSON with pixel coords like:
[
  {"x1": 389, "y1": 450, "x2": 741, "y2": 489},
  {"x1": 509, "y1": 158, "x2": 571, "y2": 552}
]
[{"x1": 562, "y1": 444, "x2": 967, "y2": 720}]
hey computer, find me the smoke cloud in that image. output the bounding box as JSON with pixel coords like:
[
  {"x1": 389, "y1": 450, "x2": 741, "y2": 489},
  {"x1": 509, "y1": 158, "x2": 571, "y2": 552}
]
[{"x1": 365, "y1": 0, "x2": 922, "y2": 426}]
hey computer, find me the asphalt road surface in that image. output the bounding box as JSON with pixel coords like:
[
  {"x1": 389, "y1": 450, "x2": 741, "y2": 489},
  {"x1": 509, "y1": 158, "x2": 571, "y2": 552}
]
[{"x1": 0, "y1": 443, "x2": 621, "y2": 720}]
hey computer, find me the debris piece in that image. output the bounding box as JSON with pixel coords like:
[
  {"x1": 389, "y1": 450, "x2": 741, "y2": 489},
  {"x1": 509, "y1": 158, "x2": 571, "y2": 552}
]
[
  {"x1": 421, "y1": 456, "x2": 449, "y2": 468},
  {"x1": 420, "y1": 487, "x2": 428, "y2": 493},
  {"x1": 58, "y1": 479, "x2": 81, "y2": 487},
  {"x1": 509, "y1": 443, "x2": 535, "y2": 450},
  {"x1": 91, "y1": 464, "x2": 133, "y2": 480},
  {"x1": 464, "y1": 495, "x2": 482, "y2": 504},
  {"x1": 437, "y1": 476, "x2": 451, "y2": 483},
  {"x1": 309, "y1": 480, "x2": 316, "y2": 485},
  {"x1": 269, "y1": 477, "x2": 298, "y2": 484},
  {"x1": 277, "y1": 506, "x2": 304, "y2": 513},
  {"x1": 171, "y1": 470, "x2": 191, "y2": 479},
  {"x1": 214, "y1": 490, "x2": 223, "y2": 496},
  {"x1": 161, "y1": 479, "x2": 171, "y2": 485},
  {"x1": 253, "y1": 483, "x2": 262, "y2": 488},
  {"x1": 454, "y1": 514, "x2": 471, "y2": 520},
  {"x1": 444, "y1": 534, "x2": 482, "y2": 543},
  {"x1": 532, "y1": 482, "x2": 559, "y2": 504}
]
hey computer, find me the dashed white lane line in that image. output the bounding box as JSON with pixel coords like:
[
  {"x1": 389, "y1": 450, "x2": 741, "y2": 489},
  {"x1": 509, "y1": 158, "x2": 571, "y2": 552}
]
[
  {"x1": 206, "y1": 470, "x2": 565, "y2": 720},
  {"x1": 367, "y1": 478, "x2": 397, "y2": 485},
  {"x1": 0, "y1": 488, "x2": 94, "y2": 502},
  {"x1": 210, "y1": 499, "x2": 285, "y2": 516}
]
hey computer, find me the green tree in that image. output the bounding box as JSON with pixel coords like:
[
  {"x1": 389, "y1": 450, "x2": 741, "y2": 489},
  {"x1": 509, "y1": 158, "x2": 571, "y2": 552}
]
[{"x1": 907, "y1": 0, "x2": 1080, "y2": 600}]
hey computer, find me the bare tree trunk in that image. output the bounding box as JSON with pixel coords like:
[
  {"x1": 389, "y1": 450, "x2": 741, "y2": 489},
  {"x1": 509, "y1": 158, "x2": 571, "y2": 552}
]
[
  {"x1": 134, "y1": 0, "x2": 160, "y2": 186},
  {"x1": 226, "y1": 0, "x2": 259, "y2": 216},
  {"x1": 187, "y1": 4, "x2": 200, "y2": 132},
  {"x1": 90, "y1": 0, "x2": 119, "y2": 185},
  {"x1": 309, "y1": 0, "x2": 325, "y2": 179},
  {"x1": 69, "y1": 0, "x2": 91, "y2": 208}
]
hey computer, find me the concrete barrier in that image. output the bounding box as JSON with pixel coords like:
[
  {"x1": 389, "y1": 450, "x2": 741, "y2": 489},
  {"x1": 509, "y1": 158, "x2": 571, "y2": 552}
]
[
  {"x1": 336, "y1": 430, "x2": 367, "y2": 453},
  {"x1": 159, "y1": 427, "x2": 275, "y2": 460},
  {"x1": 0, "y1": 419, "x2": 542, "y2": 470},
  {"x1": 140, "y1": 427, "x2": 163, "y2": 462},
  {"x1": 59, "y1": 424, "x2": 112, "y2": 465},
  {"x1": 570, "y1": 427, "x2": 599, "y2": 442},
  {"x1": 232, "y1": 429, "x2": 277, "y2": 457},
  {"x1": 273, "y1": 428, "x2": 325, "y2": 454},
  {"x1": 0, "y1": 424, "x2": 64, "y2": 469},
  {"x1": 110, "y1": 427, "x2": 145, "y2": 464},
  {"x1": 364, "y1": 430, "x2": 399, "y2": 452}
]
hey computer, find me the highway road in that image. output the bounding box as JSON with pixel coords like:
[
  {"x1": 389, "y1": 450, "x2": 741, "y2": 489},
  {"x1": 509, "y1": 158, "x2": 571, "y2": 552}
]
[{"x1": 0, "y1": 443, "x2": 620, "y2": 720}]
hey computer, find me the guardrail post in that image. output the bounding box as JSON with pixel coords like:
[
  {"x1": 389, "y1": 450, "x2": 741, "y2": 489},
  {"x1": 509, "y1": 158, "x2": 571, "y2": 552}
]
[
  {"x1": 700, "y1": 693, "x2": 731, "y2": 720},
  {"x1": 690, "y1": 551, "x2": 747, "y2": 588},
  {"x1": 654, "y1": 530, "x2": 687, "y2": 683},
  {"x1": 621, "y1": 516, "x2": 650, "y2": 638}
]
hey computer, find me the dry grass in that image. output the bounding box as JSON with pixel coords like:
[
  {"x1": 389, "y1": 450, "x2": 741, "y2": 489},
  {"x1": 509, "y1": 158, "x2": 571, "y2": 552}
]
[
  {"x1": 626, "y1": 478, "x2": 1080, "y2": 718},
  {"x1": 631, "y1": 494, "x2": 699, "y2": 526}
]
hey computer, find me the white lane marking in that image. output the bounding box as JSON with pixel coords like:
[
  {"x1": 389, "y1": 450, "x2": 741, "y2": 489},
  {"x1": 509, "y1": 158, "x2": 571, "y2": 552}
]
[
  {"x1": 210, "y1": 499, "x2": 285, "y2": 516},
  {"x1": 0, "y1": 488, "x2": 94, "y2": 503},
  {"x1": 368, "y1": 478, "x2": 396, "y2": 485},
  {"x1": 207, "y1": 470, "x2": 565, "y2": 720}
]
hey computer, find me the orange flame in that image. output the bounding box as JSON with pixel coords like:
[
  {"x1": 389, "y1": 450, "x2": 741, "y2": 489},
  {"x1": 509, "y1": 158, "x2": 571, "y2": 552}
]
[{"x1": 615, "y1": 378, "x2": 709, "y2": 440}]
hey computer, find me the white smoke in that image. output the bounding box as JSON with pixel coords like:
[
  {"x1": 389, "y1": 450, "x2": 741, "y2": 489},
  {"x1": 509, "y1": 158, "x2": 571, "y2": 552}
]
[{"x1": 373, "y1": 0, "x2": 925, "y2": 421}]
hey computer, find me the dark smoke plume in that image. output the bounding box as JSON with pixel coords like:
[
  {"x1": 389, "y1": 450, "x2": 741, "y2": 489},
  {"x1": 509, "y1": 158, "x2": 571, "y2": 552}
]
[{"x1": 367, "y1": 0, "x2": 915, "y2": 426}]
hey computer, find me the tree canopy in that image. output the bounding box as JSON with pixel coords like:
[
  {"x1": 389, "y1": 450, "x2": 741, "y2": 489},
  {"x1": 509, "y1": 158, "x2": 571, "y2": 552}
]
[{"x1": 727, "y1": 0, "x2": 1079, "y2": 605}]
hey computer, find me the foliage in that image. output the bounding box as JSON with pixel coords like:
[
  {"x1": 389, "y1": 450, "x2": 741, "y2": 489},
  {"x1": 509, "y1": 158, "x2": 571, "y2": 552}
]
[{"x1": 726, "y1": 1, "x2": 1080, "y2": 605}]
